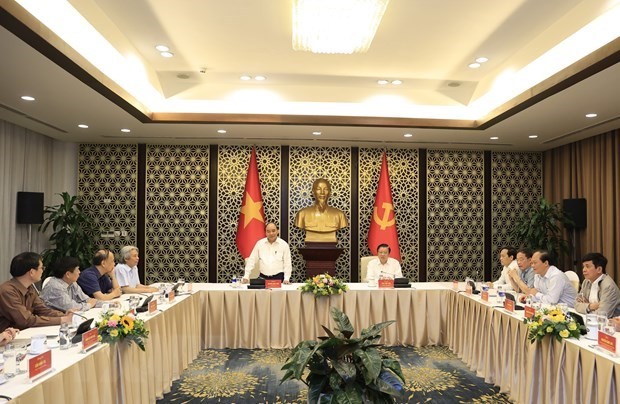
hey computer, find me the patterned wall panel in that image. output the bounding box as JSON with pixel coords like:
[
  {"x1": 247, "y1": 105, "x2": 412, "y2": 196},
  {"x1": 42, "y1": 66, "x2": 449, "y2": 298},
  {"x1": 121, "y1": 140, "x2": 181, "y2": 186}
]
[
  {"x1": 216, "y1": 146, "x2": 281, "y2": 283},
  {"x1": 426, "y1": 150, "x2": 485, "y2": 281},
  {"x1": 144, "y1": 146, "x2": 209, "y2": 283},
  {"x1": 359, "y1": 149, "x2": 420, "y2": 281},
  {"x1": 289, "y1": 147, "x2": 352, "y2": 281},
  {"x1": 78, "y1": 144, "x2": 138, "y2": 257},
  {"x1": 491, "y1": 152, "x2": 542, "y2": 279}
]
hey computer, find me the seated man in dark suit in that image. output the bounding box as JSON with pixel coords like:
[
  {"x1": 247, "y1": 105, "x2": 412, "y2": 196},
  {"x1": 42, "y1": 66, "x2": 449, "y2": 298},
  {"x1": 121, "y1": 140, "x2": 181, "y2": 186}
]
[{"x1": 77, "y1": 250, "x2": 122, "y2": 300}]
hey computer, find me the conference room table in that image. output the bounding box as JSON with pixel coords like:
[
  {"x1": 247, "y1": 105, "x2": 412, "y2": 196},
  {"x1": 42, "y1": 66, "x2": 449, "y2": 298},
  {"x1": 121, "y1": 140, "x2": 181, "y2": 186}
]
[{"x1": 2, "y1": 282, "x2": 619, "y2": 404}]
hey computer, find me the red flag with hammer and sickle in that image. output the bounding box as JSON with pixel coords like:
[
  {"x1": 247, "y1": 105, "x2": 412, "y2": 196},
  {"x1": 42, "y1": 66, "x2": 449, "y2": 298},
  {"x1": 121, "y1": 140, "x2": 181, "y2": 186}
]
[{"x1": 368, "y1": 152, "x2": 400, "y2": 261}]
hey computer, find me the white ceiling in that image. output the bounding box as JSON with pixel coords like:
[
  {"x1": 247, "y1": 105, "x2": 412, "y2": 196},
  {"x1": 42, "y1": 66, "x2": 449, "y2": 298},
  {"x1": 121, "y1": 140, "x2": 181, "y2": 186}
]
[{"x1": 1, "y1": 0, "x2": 619, "y2": 150}]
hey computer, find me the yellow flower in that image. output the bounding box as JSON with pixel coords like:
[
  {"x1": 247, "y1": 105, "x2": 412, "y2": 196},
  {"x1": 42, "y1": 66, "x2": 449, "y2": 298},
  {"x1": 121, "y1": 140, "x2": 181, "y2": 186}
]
[
  {"x1": 110, "y1": 329, "x2": 119, "y2": 337},
  {"x1": 318, "y1": 283, "x2": 324, "y2": 288},
  {"x1": 549, "y1": 312, "x2": 565, "y2": 323},
  {"x1": 559, "y1": 330, "x2": 570, "y2": 338},
  {"x1": 568, "y1": 322, "x2": 577, "y2": 331},
  {"x1": 110, "y1": 314, "x2": 121, "y2": 322},
  {"x1": 121, "y1": 315, "x2": 134, "y2": 331},
  {"x1": 546, "y1": 326, "x2": 554, "y2": 333}
]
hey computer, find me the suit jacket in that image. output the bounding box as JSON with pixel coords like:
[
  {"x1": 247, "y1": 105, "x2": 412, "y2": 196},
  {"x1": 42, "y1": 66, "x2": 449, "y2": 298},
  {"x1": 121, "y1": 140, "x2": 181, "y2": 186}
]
[{"x1": 575, "y1": 274, "x2": 620, "y2": 318}]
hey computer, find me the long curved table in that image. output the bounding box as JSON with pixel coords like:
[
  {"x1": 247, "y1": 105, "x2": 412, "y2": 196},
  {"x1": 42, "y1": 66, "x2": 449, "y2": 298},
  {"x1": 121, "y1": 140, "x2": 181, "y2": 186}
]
[{"x1": 3, "y1": 283, "x2": 619, "y2": 403}]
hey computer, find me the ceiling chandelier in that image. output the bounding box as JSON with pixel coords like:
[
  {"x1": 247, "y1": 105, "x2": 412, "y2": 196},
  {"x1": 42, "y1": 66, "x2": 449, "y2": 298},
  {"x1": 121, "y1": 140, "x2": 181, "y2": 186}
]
[{"x1": 292, "y1": 0, "x2": 390, "y2": 54}]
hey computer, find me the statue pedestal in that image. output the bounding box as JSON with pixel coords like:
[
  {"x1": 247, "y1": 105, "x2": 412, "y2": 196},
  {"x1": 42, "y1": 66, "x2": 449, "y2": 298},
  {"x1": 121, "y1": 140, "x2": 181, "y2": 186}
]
[{"x1": 297, "y1": 242, "x2": 343, "y2": 277}]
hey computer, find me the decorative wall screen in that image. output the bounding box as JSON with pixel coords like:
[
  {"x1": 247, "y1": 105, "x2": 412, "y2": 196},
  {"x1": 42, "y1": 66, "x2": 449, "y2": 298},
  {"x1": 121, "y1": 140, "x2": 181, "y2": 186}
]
[
  {"x1": 426, "y1": 150, "x2": 484, "y2": 281},
  {"x1": 144, "y1": 146, "x2": 209, "y2": 283},
  {"x1": 359, "y1": 148, "x2": 420, "y2": 281},
  {"x1": 216, "y1": 146, "x2": 281, "y2": 283},
  {"x1": 78, "y1": 144, "x2": 138, "y2": 259},
  {"x1": 288, "y1": 147, "x2": 352, "y2": 281},
  {"x1": 490, "y1": 152, "x2": 543, "y2": 279}
]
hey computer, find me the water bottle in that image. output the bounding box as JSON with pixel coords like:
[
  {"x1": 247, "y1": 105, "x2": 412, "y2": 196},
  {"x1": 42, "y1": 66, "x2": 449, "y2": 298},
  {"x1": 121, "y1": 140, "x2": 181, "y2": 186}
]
[
  {"x1": 231, "y1": 276, "x2": 238, "y2": 288},
  {"x1": 59, "y1": 322, "x2": 70, "y2": 350},
  {"x1": 497, "y1": 285, "x2": 505, "y2": 304}
]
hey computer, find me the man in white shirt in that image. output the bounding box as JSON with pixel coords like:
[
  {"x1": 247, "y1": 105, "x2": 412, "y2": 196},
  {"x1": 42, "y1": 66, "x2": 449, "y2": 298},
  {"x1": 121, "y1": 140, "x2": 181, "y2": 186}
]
[
  {"x1": 242, "y1": 223, "x2": 292, "y2": 284},
  {"x1": 574, "y1": 252, "x2": 620, "y2": 317},
  {"x1": 526, "y1": 250, "x2": 576, "y2": 305},
  {"x1": 487, "y1": 246, "x2": 519, "y2": 291},
  {"x1": 366, "y1": 244, "x2": 403, "y2": 281},
  {"x1": 114, "y1": 246, "x2": 158, "y2": 294}
]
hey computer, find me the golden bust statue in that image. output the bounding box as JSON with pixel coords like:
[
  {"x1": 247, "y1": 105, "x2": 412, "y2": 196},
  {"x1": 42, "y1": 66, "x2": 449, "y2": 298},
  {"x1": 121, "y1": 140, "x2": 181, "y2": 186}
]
[{"x1": 295, "y1": 178, "x2": 348, "y2": 243}]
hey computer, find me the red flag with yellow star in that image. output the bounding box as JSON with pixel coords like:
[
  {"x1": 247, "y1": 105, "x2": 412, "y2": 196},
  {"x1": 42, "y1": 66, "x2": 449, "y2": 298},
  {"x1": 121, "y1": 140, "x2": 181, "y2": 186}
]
[
  {"x1": 236, "y1": 147, "x2": 266, "y2": 259},
  {"x1": 368, "y1": 152, "x2": 400, "y2": 261}
]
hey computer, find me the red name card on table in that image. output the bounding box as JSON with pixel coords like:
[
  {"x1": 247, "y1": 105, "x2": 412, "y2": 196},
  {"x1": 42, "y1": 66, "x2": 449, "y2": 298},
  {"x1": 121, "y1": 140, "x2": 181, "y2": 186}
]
[
  {"x1": 481, "y1": 291, "x2": 489, "y2": 302},
  {"x1": 168, "y1": 290, "x2": 175, "y2": 302},
  {"x1": 524, "y1": 306, "x2": 536, "y2": 319},
  {"x1": 148, "y1": 298, "x2": 158, "y2": 314},
  {"x1": 29, "y1": 350, "x2": 52, "y2": 380},
  {"x1": 265, "y1": 279, "x2": 282, "y2": 289},
  {"x1": 465, "y1": 284, "x2": 472, "y2": 295},
  {"x1": 81, "y1": 328, "x2": 99, "y2": 351},
  {"x1": 598, "y1": 331, "x2": 617, "y2": 354},
  {"x1": 452, "y1": 280, "x2": 458, "y2": 290},
  {"x1": 504, "y1": 299, "x2": 515, "y2": 312},
  {"x1": 378, "y1": 279, "x2": 395, "y2": 289}
]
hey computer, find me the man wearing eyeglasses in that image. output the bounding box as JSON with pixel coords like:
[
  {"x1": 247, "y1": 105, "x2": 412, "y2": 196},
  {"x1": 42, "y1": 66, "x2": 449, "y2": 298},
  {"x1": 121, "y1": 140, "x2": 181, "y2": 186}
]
[
  {"x1": 76, "y1": 250, "x2": 122, "y2": 300},
  {"x1": 0, "y1": 252, "x2": 73, "y2": 330}
]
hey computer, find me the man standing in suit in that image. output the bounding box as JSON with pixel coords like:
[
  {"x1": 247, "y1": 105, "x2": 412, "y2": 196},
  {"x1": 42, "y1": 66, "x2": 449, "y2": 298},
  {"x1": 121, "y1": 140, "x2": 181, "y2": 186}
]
[
  {"x1": 241, "y1": 223, "x2": 292, "y2": 284},
  {"x1": 574, "y1": 252, "x2": 620, "y2": 318}
]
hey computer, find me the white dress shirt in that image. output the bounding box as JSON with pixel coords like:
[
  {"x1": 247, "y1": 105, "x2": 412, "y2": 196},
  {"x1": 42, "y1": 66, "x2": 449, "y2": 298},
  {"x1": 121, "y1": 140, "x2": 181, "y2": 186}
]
[
  {"x1": 533, "y1": 265, "x2": 577, "y2": 305},
  {"x1": 114, "y1": 263, "x2": 141, "y2": 288},
  {"x1": 493, "y1": 260, "x2": 519, "y2": 291},
  {"x1": 366, "y1": 257, "x2": 403, "y2": 281},
  {"x1": 588, "y1": 274, "x2": 604, "y2": 303},
  {"x1": 243, "y1": 237, "x2": 292, "y2": 281}
]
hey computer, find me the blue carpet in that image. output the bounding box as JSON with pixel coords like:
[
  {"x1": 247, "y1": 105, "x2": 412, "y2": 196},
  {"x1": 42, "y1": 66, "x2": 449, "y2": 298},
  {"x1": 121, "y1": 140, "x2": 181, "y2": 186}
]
[{"x1": 157, "y1": 346, "x2": 511, "y2": 403}]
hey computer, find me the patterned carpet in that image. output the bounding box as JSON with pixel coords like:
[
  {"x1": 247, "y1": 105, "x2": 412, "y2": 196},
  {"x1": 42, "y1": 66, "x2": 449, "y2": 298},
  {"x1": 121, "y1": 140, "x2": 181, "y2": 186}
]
[{"x1": 157, "y1": 346, "x2": 511, "y2": 403}]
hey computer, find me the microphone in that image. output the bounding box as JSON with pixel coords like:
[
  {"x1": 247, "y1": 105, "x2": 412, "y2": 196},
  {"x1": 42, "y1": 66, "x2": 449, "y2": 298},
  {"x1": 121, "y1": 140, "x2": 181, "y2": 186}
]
[{"x1": 72, "y1": 311, "x2": 88, "y2": 320}]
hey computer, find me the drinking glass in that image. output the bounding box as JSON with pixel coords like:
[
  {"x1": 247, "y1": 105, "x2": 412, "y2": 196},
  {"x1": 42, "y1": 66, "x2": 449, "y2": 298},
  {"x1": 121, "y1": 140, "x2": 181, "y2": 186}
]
[
  {"x1": 16, "y1": 349, "x2": 28, "y2": 374},
  {"x1": 3, "y1": 348, "x2": 16, "y2": 378},
  {"x1": 67, "y1": 326, "x2": 78, "y2": 347},
  {"x1": 178, "y1": 277, "x2": 186, "y2": 292},
  {"x1": 597, "y1": 314, "x2": 608, "y2": 330}
]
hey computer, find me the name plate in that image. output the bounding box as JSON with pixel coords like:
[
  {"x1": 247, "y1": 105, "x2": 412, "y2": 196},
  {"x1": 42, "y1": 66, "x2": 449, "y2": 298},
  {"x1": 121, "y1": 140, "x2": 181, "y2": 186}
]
[
  {"x1": 465, "y1": 284, "x2": 472, "y2": 295},
  {"x1": 148, "y1": 299, "x2": 158, "y2": 314},
  {"x1": 452, "y1": 280, "x2": 458, "y2": 290},
  {"x1": 378, "y1": 279, "x2": 395, "y2": 289},
  {"x1": 81, "y1": 328, "x2": 99, "y2": 351},
  {"x1": 265, "y1": 279, "x2": 282, "y2": 289},
  {"x1": 524, "y1": 306, "x2": 536, "y2": 319},
  {"x1": 504, "y1": 299, "x2": 515, "y2": 312},
  {"x1": 598, "y1": 331, "x2": 617, "y2": 354},
  {"x1": 481, "y1": 291, "x2": 489, "y2": 302},
  {"x1": 29, "y1": 350, "x2": 52, "y2": 380},
  {"x1": 168, "y1": 290, "x2": 175, "y2": 302}
]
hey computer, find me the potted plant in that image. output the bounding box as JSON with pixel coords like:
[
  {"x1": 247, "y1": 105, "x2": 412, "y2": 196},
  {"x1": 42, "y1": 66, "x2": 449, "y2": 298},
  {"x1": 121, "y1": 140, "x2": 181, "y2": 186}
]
[
  {"x1": 281, "y1": 307, "x2": 405, "y2": 403},
  {"x1": 511, "y1": 198, "x2": 574, "y2": 264},
  {"x1": 39, "y1": 192, "x2": 96, "y2": 278}
]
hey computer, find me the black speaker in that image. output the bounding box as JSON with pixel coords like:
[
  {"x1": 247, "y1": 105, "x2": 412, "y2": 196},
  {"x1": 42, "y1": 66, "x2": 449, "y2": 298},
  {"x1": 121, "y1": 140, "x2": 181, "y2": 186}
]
[
  {"x1": 563, "y1": 198, "x2": 587, "y2": 229},
  {"x1": 16, "y1": 192, "x2": 44, "y2": 224}
]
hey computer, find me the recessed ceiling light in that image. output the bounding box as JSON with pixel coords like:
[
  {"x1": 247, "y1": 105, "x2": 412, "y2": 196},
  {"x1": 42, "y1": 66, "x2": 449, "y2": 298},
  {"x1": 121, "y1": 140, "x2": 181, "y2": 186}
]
[
  {"x1": 160, "y1": 51, "x2": 174, "y2": 58},
  {"x1": 490, "y1": 136, "x2": 499, "y2": 140},
  {"x1": 403, "y1": 133, "x2": 413, "y2": 138},
  {"x1": 21, "y1": 95, "x2": 35, "y2": 101},
  {"x1": 176, "y1": 73, "x2": 190, "y2": 79},
  {"x1": 254, "y1": 75, "x2": 266, "y2": 81},
  {"x1": 447, "y1": 82, "x2": 461, "y2": 88},
  {"x1": 78, "y1": 124, "x2": 89, "y2": 129},
  {"x1": 377, "y1": 80, "x2": 389, "y2": 85},
  {"x1": 585, "y1": 113, "x2": 598, "y2": 118},
  {"x1": 468, "y1": 62, "x2": 481, "y2": 69},
  {"x1": 217, "y1": 129, "x2": 227, "y2": 134},
  {"x1": 121, "y1": 128, "x2": 131, "y2": 133},
  {"x1": 240, "y1": 75, "x2": 252, "y2": 81},
  {"x1": 155, "y1": 45, "x2": 169, "y2": 52},
  {"x1": 528, "y1": 135, "x2": 538, "y2": 139},
  {"x1": 391, "y1": 80, "x2": 402, "y2": 85},
  {"x1": 312, "y1": 131, "x2": 322, "y2": 135},
  {"x1": 475, "y1": 57, "x2": 488, "y2": 63}
]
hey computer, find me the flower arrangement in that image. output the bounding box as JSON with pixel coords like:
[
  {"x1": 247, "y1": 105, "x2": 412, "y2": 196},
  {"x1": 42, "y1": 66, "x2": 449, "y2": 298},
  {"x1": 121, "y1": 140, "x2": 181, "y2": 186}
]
[
  {"x1": 299, "y1": 273, "x2": 348, "y2": 297},
  {"x1": 96, "y1": 310, "x2": 149, "y2": 351},
  {"x1": 523, "y1": 306, "x2": 586, "y2": 343}
]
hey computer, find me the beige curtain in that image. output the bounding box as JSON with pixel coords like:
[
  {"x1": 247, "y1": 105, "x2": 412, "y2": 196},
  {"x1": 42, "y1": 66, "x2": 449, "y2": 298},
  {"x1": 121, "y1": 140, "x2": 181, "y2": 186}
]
[{"x1": 543, "y1": 130, "x2": 619, "y2": 281}]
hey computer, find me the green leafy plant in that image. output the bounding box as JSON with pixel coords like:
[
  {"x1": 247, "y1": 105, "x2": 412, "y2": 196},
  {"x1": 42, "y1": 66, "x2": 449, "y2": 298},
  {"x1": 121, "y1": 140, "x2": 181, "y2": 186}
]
[
  {"x1": 281, "y1": 307, "x2": 405, "y2": 403},
  {"x1": 511, "y1": 198, "x2": 574, "y2": 264},
  {"x1": 96, "y1": 309, "x2": 149, "y2": 351},
  {"x1": 39, "y1": 192, "x2": 96, "y2": 278}
]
